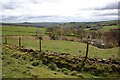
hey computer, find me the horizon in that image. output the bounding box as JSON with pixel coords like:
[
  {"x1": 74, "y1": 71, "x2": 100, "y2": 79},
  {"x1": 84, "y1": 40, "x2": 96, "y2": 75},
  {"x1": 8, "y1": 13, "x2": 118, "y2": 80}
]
[{"x1": 1, "y1": 19, "x2": 118, "y2": 23}]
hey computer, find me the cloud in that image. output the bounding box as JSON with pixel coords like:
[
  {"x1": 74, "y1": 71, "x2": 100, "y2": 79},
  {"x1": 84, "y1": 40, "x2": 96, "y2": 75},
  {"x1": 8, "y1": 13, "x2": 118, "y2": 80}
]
[
  {"x1": 95, "y1": 2, "x2": 119, "y2": 10},
  {"x1": 92, "y1": 9, "x2": 118, "y2": 16},
  {"x1": 97, "y1": 13, "x2": 118, "y2": 16},
  {"x1": 0, "y1": 0, "x2": 119, "y2": 22},
  {"x1": 1, "y1": 2, "x2": 18, "y2": 10}
]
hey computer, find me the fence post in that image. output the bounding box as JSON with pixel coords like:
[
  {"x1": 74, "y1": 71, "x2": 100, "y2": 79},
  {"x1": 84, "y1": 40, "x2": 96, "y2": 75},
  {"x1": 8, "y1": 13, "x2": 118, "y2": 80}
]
[
  {"x1": 5, "y1": 37, "x2": 7, "y2": 44},
  {"x1": 39, "y1": 38, "x2": 42, "y2": 52},
  {"x1": 80, "y1": 35, "x2": 90, "y2": 71},
  {"x1": 19, "y1": 38, "x2": 21, "y2": 48}
]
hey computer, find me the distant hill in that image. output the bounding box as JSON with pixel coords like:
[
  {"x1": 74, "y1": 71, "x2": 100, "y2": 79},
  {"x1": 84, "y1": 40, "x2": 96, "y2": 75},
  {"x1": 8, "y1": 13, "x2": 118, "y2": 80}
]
[
  {"x1": 57, "y1": 20, "x2": 118, "y2": 28},
  {"x1": 1, "y1": 20, "x2": 118, "y2": 28},
  {"x1": 1, "y1": 22, "x2": 61, "y2": 27}
]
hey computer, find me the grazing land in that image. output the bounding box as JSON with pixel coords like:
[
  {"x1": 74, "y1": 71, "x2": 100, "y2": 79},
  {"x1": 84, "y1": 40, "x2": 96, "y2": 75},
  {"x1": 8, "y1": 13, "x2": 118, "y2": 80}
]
[
  {"x1": 1, "y1": 20, "x2": 120, "y2": 78},
  {"x1": 2, "y1": 26, "x2": 46, "y2": 36}
]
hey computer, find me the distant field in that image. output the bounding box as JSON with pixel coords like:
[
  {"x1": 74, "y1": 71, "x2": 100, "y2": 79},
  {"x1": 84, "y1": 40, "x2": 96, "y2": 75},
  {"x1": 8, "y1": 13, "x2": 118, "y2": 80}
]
[
  {"x1": 100, "y1": 25, "x2": 119, "y2": 31},
  {"x1": 84, "y1": 25, "x2": 118, "y2": 31},
  {"x1": 2, "y1": 26, "x2": 46, "y2": 35}
]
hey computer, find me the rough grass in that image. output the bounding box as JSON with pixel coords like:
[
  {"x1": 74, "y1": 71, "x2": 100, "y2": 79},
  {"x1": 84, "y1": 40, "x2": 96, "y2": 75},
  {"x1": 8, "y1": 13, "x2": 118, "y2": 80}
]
[
  {"x1": 2, "y1": 44, "x2": 104, "y2": 78},
  {"x1": 2, "y1": 45, "x2": 77, "y2": 78}
]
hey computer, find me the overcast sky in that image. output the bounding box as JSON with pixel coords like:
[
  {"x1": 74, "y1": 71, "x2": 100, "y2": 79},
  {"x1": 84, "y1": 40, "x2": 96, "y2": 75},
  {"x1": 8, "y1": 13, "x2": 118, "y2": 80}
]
[{"x1": 0, "y1": 0, "x2": 119, "y2": 22}]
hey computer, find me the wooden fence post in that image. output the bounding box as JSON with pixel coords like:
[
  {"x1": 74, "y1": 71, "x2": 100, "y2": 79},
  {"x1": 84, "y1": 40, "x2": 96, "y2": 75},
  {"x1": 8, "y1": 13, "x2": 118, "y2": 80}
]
[
  {"x1": 80, "y1": 35, "x2": 90, "y2": 71},
  {"x1": 19, "y1": 38, "x2": 21, "y2": 48},
  {"x1": 5, "y1": 37, "x2": 7, "y2": 44},
  {"x1": 39, "y1": 37, "x2": 42, "y2": 52}
]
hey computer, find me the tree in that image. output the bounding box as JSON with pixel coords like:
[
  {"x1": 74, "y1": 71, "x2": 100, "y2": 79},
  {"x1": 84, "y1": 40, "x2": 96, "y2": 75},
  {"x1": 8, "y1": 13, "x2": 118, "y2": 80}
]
[
  {"x1": 110, "y1": 30, "x2": 120, "y2": 46},
  {"x1": 46, "y1": 26, "x2": 63, "y2": 40},
  {"x1": 101, "y1": 29, "x2": 120, "y2": 48}
]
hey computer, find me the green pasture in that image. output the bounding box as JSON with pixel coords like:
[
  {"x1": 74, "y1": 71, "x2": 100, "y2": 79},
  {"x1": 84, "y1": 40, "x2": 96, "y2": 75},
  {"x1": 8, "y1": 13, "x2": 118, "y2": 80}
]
[
  {"x1": 2, "y1": 26, "x2": 46, "y2": 35},
  {"x1": 99, "y1": 25, "x2": 119, "y2": 31},
  {"x1": 2, "y1": 25, "x2": 119, "y2": 59},
  {"x1": 2, "y1": 25, "x2": 120, "y2": 78},
  {"x1": 2, "y1": 36, "x2": 119, "y2": 59}
]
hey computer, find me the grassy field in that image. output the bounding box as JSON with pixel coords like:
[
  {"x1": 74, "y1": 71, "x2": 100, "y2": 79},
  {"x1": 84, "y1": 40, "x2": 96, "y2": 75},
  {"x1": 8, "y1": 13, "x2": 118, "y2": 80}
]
[
  {"x1": 2, "y1": 26, "x2": 46, "y2": 35},
  {"x1": 99, "y1": 25, "x2": 119, "y2": 31},
  {"x1": 2, "y1": 25, "x2": 119, "y2": 59},
  {"x1": 2, "y1": 25, "x2": 120, "y2": 78},
  {"x1": 2, "y1": 36, "x2": 119, "y2": 59}
]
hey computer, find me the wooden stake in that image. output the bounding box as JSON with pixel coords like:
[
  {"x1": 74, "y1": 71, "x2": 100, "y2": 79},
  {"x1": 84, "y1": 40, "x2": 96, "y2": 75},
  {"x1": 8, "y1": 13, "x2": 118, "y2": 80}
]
[
  {"x1": 80, "y1": 36, "x2": 90, "y2": 71},
  {"x1": 19, "y1": 38, "x2": 21, "y2": 48},
  {"x1": 5, "y1": 37, "x2": 7, "y2": 44},
  {"x1": 39, "y1": 38, "x2": 42, "y2": 52}
]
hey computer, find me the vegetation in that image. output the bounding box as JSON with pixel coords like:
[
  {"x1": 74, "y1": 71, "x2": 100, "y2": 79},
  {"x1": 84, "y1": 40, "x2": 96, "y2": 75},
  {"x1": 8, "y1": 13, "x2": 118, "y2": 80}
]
[
  {"x1": 2, "y1": 45, "x2": 77, "y2": 78},
  {"x1": 48, "y1": 62, "x2": 57, "y2": 71},
  {"x1": 1, "y1": 20, "x2": 120, "y2": 78},
  {"x1": 2, "y1": 36, "x2": 119, "y2": 58},
  {"x1": 2, "y1": 26, "x2": 46, "y2": 36}
]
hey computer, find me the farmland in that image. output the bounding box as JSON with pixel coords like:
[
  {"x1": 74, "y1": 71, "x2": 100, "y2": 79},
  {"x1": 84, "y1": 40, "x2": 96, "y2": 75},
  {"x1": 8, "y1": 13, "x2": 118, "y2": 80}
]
[
  {"x1": 1, "y1": 21, "x2": 120, "y2": 78},
  {"x1": 2, "y1": 26, "x2": 46, "y2": 36},
  {"x1": 99, "y1": 25, "x2": 119, "y2": 31},
  {"x1": 2, "y1": 35, "x2": 119, "y2": 59}
]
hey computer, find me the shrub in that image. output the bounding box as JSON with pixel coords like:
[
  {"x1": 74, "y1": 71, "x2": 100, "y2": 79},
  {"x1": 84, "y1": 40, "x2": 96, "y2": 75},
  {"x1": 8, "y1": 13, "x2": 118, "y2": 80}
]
[
  {"x1": 70, "y1": 71, "x2": 78, "y2": 76},
  {"x1": 48, "y1": 62, "x2": 57, "y2": 71}
]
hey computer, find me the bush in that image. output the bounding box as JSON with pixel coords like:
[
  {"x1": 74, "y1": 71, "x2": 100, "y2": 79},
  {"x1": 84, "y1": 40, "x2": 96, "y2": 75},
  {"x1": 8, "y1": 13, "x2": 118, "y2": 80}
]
[
  {"x1": 31, "y1": 60, "x2": 40, "y2": 66},
  {"x1": 48, "y1": 62, "x2": 57, "y2": 71},
  {"x1": 70, "y1": 71, "x2": 78, "y2": 76}
]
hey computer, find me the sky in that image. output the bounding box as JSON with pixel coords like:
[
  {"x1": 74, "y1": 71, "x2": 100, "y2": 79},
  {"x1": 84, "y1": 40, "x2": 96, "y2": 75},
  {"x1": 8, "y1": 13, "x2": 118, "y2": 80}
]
[{"x1": 0, "y1": 0, "x2": 119, "y2": 22}]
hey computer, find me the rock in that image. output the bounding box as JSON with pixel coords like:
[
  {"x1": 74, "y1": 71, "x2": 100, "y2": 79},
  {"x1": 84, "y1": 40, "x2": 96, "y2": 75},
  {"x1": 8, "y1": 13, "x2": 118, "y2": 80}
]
[
  {"x1": 19, "y1": 48, "x2": 28, "y2": 52},
  {"x1": 28, "y1": 49, "x2": 34, "y2": 52}
]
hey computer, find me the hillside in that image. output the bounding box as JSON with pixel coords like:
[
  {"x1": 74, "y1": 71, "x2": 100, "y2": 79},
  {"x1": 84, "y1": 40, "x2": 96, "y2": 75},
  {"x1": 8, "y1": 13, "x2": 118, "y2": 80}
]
[{"x1": 1, "y1": 20, "x2": 120, "y2": 78}]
